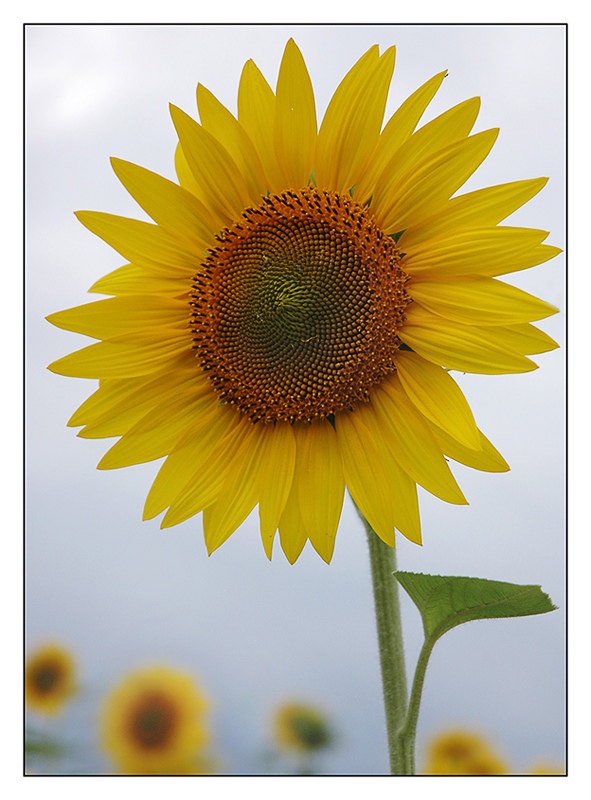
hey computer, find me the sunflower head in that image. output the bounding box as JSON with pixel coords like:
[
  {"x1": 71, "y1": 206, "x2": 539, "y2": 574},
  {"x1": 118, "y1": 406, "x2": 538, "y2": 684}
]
[
  {"x1": 99, "y1": 665, "x2": 211, "y2": 775},
  {"x1": 25, "y1": 643, "x2": 77, "y2": 715},
  {"x1": 47, "y1": 39, "x2": 560, "y2": 563},
  {"x1": 273, "y1": 701, "x2": 334, "y2": 753},
  {"x1": 422, "y1": 729, "x2": 508, "y2": 775}
]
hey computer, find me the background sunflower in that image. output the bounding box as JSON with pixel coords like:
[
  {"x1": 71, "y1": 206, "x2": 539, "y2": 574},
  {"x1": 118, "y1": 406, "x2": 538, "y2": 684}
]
[
  {"x1": 99, "y1": 665, "x2": 211, "y2": 774},
  {"x1": 25, "y1": 23, "x2": 564, "y2": 774},
  {"x1": 25, "y1": 643, "x2": 77, "y2": 716}
]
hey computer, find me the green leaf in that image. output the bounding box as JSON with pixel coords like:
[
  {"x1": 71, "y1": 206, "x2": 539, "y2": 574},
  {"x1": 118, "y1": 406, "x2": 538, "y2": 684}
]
[
  {"x1": 25, "y1": 729, "x2": 65, "y2": 759},
  {"x1": 394, "y1": 571, "x2": 557, "y2": 642}
]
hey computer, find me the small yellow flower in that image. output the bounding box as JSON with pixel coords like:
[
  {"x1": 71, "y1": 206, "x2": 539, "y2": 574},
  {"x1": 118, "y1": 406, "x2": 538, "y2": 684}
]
[
  {"x1": 273, "y1": 702, "x2": 333, "y2": 753},
  {"x1": 99, "y1": 665, "x2": 211, "y2": 775},
  {"x1": 422, "y1": 728, "x2": 508, "y2": 775},
  {"x1": 529, "y1": 762, "x2": 566, "y2": 774},
  {"x1": 25, "y1": 643, "x2": 76, "y2": 715},
  {"x1": 48, "y1": 39, "x2": 561, "y2": 562}
]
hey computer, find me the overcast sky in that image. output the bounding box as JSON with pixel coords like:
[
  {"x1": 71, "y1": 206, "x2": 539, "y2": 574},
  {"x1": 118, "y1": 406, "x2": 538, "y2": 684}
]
[{"x1": 25, "y1": 23, "x2": 565, "y2": 778}]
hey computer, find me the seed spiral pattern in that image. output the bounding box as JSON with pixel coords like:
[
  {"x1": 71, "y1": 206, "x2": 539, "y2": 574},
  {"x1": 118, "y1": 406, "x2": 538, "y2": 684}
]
[{"x1": 190, "y1": 187, "x2": 411, "y2": 423}]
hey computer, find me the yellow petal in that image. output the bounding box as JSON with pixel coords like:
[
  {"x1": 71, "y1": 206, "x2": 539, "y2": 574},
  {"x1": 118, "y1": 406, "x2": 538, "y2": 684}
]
[
  {"x1": 371, "y1": 378, "x2": 467, "y2": 504},
  {"x1": 377, "y1": 128, "x2": 500, "y2": 233},
  {"x1": 335, "y1": 410, "x2": 392, "y2": 544},
  {"x1": 354, "y1": 403, "x2": 422, "y2": 544},
  {"x1": 110, "y1": 158, "x2": 216, "y2": 250},
  {"x1": 274, "y1": 39, "x2": 317, "y2": 189},
  {"x1": 143, "y1": 405, "x2": 238, "y2": 520},
  {"x1": 409, "y1": 276, "x2": 559, "y2": 325},
  {"x1": 257, "y1": 422, "x2": 296, "y2": 559},
  {"x1": 75, "y1": 211, "x2": 200, "y2": 276},
  {"x1": 97, "y1": 388, "x2": 215, "y2": 469},
  {"x1": 237, "y1": 58, "x2": 285, "y2": 194},
  {"x1": 402, "y1": 226, "x2": 552, "y2": 278},
  {"x1": 196, "y1": 83, "x2": 268, "y2": 202},
  {"x1": 77, "y1": 367, "x2": 204, "y2": 437},
  {"x1": 48, "y1": 329, "x2": 191, "y2": 379},
  {"x1": 88, "y1": 263, "x2": 189, "y2": 298},
  {"x1": 169, "y1": 104, "x2": 251, "y2": 226},
  {"x1": 394, "y1": 350, "x2": 480, "y2": 449},
  {"x1": 480, "y1": 322, "x2": 559, "y2": 355},
  {"x1": 174, "y1": 141, "x2": 202, "y2": 197},
  {"x1": 296, "y1": 420, "x2": 345, "y2": 564},
  {"x1": 67, "y1": 378, "x2": 127, "y2": 427},
  {"x1": 400, "y1": 177, "x2": 550, "y2": 248},
  {"x1": 430, "y1": 425, "x2": 510, "y2": 473},
  {"x1": 47, "y1": 295, "x2": 189, "y2": 339},
  {"x1": 371, "y1": 97, "x2": 481, "y2": 215},
  {"x1": 278, "y1": 475, "x2": 309, "y2": 565},
  {"x1": 276, "y1": 426, "x2": 313, "y2": 564},
  {"x1": 335, "y1": 405, "x2": 421, "y2": 546},
  {"x1": 354, "y1": 69, "x2": 447, "y2": 203},
  {"x1": 316, "y1": 45, "x2": 396, "y2": 194},
  {"x1": 203, "y1": 421, "x2": 266, "y2": 553},
  {"x1": 161, "y1": 415, "x2": 249, "y2": 529},
  {"x1": 400, "y1": 305, "x2": 538, "y2": 374}
]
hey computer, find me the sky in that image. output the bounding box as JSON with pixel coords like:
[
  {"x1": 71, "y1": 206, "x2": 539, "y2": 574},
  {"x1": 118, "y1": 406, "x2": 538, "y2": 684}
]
[{"x1": 25, "y1": 23, "x2": 565, "y2": 779}]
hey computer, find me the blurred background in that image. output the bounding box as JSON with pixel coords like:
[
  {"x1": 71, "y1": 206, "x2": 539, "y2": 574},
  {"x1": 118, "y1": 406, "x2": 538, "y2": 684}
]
[{"x1": 25, "y1": 23, "x2": 565, "y2": 775}]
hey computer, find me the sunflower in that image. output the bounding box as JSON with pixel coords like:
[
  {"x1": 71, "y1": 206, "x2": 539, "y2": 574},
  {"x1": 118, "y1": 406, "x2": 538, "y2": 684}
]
[
  {"x1": 528, "y1": 762, "x2": 566, "y2": 775},
  {"x1": 47, "y1": 39, "x2": 560, "y2": 563},
  {"x1": 25, "y1": 643, "x2": 76, "y2": 715},
  {"x1": 99, "y1": 665, "x2": 211, "y2": 775},
  {"x1": 273, "y1": 701, "x2": 333, "y2": 753},
  {"x1": 421, "y1": 729, "x2": 508, "y2": 775}
]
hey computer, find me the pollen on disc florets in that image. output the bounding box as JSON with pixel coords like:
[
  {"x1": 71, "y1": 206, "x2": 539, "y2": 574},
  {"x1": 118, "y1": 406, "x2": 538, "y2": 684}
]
[{"x1": 190, "y1": 187, "x2": 411, "y2": 424}]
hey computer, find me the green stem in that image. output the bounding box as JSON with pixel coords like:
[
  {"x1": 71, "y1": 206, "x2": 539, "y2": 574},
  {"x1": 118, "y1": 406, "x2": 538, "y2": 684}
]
[
  {"x1": 362, "y1": 514, "x2": 412, "y2": 775},
  {"x1": 396, "y1": 637, "x2": 435, "y2": 775}
]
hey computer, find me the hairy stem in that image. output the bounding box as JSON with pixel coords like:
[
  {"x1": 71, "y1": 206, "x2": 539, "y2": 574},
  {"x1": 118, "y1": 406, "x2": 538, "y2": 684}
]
[{"x1": 362, "y1": 515, "x2": 412, "y2": 775}]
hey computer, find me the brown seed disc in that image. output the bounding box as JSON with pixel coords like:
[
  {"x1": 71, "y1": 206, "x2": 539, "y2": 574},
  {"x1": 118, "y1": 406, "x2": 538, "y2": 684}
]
[
  {"x1": 190, "y1": 187, "x2": 411, "y2": 423},
  {"x1": 128, "y1": 692, "x2": 179, "y2": 750}
]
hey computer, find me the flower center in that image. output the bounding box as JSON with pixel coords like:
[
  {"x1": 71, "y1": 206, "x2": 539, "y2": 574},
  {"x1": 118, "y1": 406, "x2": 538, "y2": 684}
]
[
  {"x1": 191, "y1": 187, "x2": 411, "y2": 424},
  {"x1": 34, "y1": 664, "x2": 61, "y2": 694},
  {"x1": 129, "y1": 693, "x2": 178, "y2": 750},
  {"x1": 290, "y1": 713, "x2": 331, "y2": 750}
]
